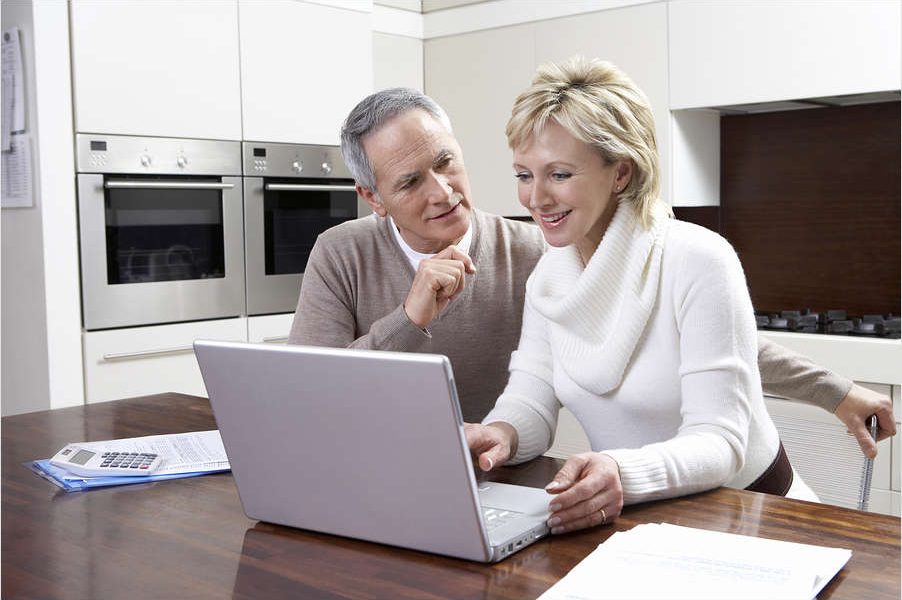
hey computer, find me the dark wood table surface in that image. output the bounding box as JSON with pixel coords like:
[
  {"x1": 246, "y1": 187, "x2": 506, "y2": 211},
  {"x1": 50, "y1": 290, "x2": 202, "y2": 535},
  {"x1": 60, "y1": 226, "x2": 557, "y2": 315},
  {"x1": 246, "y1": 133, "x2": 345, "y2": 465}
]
[{"x1": 3, "y1": 393, "x2": 899, "y2": 599}]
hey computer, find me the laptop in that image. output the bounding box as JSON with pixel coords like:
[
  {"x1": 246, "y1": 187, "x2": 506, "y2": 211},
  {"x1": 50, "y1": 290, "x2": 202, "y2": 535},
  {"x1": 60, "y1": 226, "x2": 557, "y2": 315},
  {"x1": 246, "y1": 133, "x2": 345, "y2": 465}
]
[{"x1": 194, "y1": 340, "x2": 551, "y2": 562}]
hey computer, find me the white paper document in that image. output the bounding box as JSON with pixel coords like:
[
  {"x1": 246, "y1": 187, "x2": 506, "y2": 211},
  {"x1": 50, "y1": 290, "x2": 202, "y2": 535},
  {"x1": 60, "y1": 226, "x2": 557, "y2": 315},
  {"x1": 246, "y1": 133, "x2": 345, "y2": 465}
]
[
  {"x1": 78, "y1": 430, "x2": 229, "y2": 475},
  {"x1": 1, "y1": 134, "x2": 32, "y2": 207},
  {"x1": 2, "y1": 27, "x2": 26, "y2": 150},
  {"x1": 538, "y1": 523, "x2": 851, "y2": 600}
]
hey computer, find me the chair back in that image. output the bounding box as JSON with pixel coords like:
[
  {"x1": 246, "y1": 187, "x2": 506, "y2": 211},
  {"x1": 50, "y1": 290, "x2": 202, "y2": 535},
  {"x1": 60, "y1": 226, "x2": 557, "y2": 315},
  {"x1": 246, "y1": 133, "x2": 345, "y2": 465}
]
[{"x1": 766, "y1": 396, "x2": 874, "y2": 510}]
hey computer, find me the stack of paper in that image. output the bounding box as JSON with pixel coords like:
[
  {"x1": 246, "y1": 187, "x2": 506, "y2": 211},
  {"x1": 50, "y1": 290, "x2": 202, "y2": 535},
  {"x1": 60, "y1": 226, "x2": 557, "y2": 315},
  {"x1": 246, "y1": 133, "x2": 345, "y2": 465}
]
[
  {"x1": 28, "y1": 430, "x2": 230, "y2": 492},
  {"x1": 539, "y1": 523, "x2": 851, "y2": 600}
]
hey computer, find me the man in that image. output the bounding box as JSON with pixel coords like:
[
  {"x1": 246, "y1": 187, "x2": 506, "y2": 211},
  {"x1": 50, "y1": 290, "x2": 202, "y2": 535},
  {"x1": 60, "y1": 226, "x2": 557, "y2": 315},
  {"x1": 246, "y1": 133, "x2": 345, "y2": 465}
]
[{"x1": 288, "y1": 87, "x2": 894, "y2": 455}]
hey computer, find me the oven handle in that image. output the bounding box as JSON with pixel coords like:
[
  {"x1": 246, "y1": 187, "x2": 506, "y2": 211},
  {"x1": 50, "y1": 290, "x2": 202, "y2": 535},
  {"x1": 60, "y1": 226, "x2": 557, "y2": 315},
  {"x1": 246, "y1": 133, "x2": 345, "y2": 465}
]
[
  {"x1": 264, "y1": 183, "x2": 357, "y2": 192},
  {"x1": 101, "y1": 345, "x2": 196, "y2": 361},
  {"x1": 105, "y1": 180, "x2": 235, "y2": 190},
  {"x1": 101, "y1": 337, "x2": 248, "y2": 361}
]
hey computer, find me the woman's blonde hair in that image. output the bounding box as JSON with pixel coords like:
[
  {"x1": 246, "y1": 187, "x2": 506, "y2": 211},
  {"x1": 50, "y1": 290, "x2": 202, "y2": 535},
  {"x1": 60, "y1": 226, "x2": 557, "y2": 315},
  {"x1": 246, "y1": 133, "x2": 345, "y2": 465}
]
[{"x1": 507, "y1": 56, "x2": 664, "y2": 226}]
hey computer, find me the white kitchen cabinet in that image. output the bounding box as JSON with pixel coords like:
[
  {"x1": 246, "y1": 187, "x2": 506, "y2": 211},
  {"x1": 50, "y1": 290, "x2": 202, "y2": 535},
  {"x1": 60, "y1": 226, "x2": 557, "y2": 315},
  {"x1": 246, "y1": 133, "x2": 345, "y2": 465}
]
[
  {"x1": 869, "y1": 489, "x2": 897, "y2": 516},
  {"x1": 69, "y1": 0, "x2": 242, "y2": 140},
  {"x1": 894, "y1": 385, "x2": 901, "y2": 422},
  {"x1": 893, "y1": 385, "x2": 901, "y2": 493},
  {"x1": 669, "y1": 0, "x2": 901, "y2": 109},
  {"x1": 892, "y1": 424, "x2": 900, "y2": 492},
  {"x1": 83, "y1": 318, "x2": 247, "y2": 404},
  {"x1": 247, "y1": 313, "x2": 295, "y2": 344},
  {"x1": 239, "y1": 0, "x2": 373, "y2": 145}
]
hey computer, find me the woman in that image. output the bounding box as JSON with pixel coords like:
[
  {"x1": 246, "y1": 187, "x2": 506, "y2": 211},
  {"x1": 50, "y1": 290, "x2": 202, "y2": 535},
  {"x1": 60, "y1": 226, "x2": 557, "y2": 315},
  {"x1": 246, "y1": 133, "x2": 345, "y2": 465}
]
[{"x1": 466, "y1": 56, "x2": 816, "y2": 535}]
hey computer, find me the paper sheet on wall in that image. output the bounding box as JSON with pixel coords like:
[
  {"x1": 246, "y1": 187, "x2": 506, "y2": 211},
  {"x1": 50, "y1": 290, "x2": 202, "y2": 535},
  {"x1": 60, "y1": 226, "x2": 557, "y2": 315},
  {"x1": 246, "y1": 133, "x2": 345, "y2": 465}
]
[
  {"x1": 1, "y1": 134, "x2": 33, "y2": 208},
  {"x1": 2, "y1": 27, "x2": 26, "y2": 150}
]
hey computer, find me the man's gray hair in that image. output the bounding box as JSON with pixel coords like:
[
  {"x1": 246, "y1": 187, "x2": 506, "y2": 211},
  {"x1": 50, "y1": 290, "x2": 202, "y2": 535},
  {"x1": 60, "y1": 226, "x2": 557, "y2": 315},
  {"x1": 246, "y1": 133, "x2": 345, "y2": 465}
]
[{"x1": 340, "y1": 87, "x2": 453, "y2": 192}]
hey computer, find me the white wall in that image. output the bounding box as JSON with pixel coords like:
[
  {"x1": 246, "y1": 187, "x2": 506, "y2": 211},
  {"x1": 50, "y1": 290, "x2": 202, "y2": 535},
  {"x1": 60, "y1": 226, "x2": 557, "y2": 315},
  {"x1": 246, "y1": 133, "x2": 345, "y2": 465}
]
[
  {"x1": 1, "y1": 0, "x2": 50, "y2": 416},
  {"x1": 1, "y1": 0, "x2": 83, "y2": 416},
  {"x1": 373, "y1": 32, "x2": 424, "y2": 91}
]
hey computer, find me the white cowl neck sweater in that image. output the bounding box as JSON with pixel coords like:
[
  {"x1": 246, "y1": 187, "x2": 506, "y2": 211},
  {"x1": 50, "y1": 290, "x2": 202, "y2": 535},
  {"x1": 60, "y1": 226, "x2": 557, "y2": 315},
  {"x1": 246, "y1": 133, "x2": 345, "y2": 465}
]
[{"x1": 484, "y1": 200, "x2": 782, "y2": 505}]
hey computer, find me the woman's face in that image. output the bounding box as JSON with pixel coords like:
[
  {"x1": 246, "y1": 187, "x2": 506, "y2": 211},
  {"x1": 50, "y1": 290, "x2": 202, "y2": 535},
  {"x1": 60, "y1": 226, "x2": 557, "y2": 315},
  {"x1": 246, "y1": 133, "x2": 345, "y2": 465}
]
[{"x1": 513, "y1": 120, "x2": 630, "y2": 258}]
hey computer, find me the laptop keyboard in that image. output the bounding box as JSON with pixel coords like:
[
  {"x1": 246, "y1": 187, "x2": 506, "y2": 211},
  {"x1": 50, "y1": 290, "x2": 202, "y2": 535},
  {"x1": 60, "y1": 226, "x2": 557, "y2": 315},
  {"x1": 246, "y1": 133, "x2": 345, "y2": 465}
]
[{"x1": 482, "y1": 507, "x2": 524, "y2": 532}]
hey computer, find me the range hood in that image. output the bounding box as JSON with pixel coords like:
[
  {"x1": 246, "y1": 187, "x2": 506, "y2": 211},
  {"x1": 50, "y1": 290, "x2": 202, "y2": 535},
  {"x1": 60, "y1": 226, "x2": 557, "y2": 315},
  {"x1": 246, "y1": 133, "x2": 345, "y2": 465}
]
[{"x1": 709, "y1": 90, "x2": 900, "y2": 115}]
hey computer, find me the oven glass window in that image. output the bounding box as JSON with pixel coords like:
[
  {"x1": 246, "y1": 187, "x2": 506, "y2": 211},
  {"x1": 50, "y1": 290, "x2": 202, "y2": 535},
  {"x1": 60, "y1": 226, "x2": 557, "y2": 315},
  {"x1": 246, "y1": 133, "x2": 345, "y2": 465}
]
[
  {"x1": 105, "y1": 182, "x2": 225, "y2": 284},
  {"x1": 264, "y1": 185, "x2": 358, "y2": 275}
]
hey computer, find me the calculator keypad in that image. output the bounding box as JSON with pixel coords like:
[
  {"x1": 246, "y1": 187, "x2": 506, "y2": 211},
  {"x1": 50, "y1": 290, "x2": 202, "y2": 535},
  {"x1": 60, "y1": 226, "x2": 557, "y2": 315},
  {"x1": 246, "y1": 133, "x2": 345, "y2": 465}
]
[{"x1": 100, "y1": 452, "x2": 158, "y2": 470}]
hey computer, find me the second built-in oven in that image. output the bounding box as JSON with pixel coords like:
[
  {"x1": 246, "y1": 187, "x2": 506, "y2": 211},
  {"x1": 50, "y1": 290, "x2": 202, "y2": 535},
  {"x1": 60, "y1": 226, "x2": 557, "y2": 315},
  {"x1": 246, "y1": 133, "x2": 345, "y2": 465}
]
[
  {"x1": 76, "y1": 134, "x2": 245, "y2": 330},
  {"x1": 242, "y1": 142, "x2": 367, "y2": 315}
]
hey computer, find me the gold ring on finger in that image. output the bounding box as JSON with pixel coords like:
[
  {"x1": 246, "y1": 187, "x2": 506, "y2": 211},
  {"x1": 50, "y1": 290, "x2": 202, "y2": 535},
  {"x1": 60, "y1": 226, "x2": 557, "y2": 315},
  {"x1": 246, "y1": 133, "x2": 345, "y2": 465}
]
[{"x1": 600, "y1": 508, "x2": 607, "y2": 524}]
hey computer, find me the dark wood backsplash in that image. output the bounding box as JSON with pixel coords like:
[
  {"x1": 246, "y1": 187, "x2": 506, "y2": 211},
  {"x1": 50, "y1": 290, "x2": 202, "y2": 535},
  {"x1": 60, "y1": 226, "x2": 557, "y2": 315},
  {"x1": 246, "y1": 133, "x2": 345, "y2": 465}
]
[
  {"x1": 672, "y1": 206, "x2": 720, "y2": 233},
  {"x1": 719, "y1": 102, "x2": 900, "y2": 316}
]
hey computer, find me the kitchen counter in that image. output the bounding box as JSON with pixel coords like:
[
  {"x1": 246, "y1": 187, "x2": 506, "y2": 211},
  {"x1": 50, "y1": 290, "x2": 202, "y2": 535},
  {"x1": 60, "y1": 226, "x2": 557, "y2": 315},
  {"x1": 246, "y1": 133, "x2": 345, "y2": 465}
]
[{"x1": 760, "y1": 331, "x2": 901, "y2": 387}]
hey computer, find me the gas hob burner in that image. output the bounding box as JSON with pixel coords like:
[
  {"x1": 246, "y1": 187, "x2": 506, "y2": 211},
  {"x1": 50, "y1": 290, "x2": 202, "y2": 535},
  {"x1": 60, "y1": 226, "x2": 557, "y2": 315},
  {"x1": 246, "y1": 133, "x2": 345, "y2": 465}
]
[{"x1": 754, "y1": 309, "x2": 901, "y2": 339}]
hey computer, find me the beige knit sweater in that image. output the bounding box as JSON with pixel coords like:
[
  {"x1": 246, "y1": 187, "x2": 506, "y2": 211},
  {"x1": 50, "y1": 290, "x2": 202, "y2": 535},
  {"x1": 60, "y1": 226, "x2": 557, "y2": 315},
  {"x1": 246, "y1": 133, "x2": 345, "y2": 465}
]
[{"x1": 287, "y1": 209, "x2": 546, "y2": 422}]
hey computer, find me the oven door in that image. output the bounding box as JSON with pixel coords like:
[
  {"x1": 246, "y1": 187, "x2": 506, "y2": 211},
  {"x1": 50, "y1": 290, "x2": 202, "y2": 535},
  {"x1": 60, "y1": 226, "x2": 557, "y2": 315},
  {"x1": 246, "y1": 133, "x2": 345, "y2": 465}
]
[
  {"x1": 243, "y1": 178, "x2": 362, "y2": 315},
  {"x1": 77, "y1": 174, "x2": 245, "y2": 330}
]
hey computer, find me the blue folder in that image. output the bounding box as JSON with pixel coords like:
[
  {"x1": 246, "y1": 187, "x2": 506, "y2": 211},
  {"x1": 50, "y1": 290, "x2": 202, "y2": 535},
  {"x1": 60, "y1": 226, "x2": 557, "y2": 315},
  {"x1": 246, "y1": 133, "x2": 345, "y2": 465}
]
[{"x1": 26, "y1": 459, "x2": 230, "y2": 492}]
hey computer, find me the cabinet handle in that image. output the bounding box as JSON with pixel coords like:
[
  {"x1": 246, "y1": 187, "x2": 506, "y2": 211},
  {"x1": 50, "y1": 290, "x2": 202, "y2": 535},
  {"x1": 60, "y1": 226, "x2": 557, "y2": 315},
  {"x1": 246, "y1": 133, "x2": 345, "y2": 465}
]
[
  {"x1": 264, "y1": 183, "x2": 356, "y2": 192},
  {"x1": 262, "y1": 336, "x2": 289, "y2": 344},
  {"x1": 101, "y1": 345, "x2": 196, "y2": 361},
  {"x1": 105, "y1": 180, "x2": 235, "y2": 190}
]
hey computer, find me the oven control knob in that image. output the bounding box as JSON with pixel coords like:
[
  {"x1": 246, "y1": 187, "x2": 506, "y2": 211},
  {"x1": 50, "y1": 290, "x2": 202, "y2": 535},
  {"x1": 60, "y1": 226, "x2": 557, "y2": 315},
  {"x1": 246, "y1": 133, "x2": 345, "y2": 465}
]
[
  {"x1": 140, "y1": 154, "x2": 152, "y2": 167},
  {"x1": 321, "y1": 162, "x2": 332, "y2": 175},
  {"x1": 177, "y1": 155, "x2": 188, "y2": 168},
  {"x1": 291, "y1": 161, "x2": 304, "y2": 174}
]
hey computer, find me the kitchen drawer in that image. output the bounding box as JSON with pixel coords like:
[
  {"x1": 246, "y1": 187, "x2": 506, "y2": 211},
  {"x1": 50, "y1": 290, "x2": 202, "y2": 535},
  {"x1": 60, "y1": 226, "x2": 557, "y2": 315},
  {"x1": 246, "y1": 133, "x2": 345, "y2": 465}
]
[
  {"x1": 247, "y1": 313, "x2": 294, "y2": 344},
  {"x1": 868, "y1": 488, "x2": 901, "y2": 517},
  {"x1": 83, "y1": 318, "x2": 247, "y2": 403}
]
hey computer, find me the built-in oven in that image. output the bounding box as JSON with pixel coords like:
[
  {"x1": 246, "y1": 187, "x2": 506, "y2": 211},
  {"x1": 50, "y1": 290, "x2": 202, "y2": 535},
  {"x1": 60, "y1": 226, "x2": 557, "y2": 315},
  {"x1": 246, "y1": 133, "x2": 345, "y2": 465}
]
[
  {"x1": 76, "y1": 134, "x2": 245, "y2": 330},
  {"x1": 242, "y1": 142, "x2": 367, "y2": 315}
]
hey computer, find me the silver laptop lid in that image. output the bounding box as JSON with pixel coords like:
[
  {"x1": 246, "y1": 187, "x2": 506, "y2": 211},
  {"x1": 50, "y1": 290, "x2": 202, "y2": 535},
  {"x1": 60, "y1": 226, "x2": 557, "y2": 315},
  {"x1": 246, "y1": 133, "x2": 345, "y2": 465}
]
[{"x1": 194, "y1": 340, "x2": 493, "y2": 562}]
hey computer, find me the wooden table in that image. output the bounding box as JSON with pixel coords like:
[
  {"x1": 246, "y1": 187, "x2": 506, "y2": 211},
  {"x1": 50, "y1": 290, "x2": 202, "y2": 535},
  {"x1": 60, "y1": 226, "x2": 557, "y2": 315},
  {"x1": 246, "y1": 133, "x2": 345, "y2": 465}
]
[{"x1": 3, "y1": 393, "x2": 899, "y2": 599}]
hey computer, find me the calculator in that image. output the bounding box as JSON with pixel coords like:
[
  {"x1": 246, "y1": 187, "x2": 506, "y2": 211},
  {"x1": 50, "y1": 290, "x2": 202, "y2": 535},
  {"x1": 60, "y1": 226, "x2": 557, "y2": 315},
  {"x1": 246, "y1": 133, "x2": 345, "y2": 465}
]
[{"x1": 50, "y1": 444, "x2": 162, "y2": 477}]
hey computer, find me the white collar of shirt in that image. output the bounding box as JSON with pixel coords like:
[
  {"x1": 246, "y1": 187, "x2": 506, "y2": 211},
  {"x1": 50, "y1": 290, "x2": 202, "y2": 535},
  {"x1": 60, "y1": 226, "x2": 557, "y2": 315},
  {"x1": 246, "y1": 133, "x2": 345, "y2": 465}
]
[{"x1": 388, "y1": 216, "x2": 473, "y2": 272}]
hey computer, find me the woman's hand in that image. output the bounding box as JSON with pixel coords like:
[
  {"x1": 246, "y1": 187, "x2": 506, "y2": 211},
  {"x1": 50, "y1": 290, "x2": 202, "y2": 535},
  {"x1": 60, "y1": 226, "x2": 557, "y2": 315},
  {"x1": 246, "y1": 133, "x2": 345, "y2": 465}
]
[
  {"x1": 544, "y1": 452, "x2": 623, "y2": 534},
  {"x1": 464, "y1": 422, "x2": 518, "y2": 471}
]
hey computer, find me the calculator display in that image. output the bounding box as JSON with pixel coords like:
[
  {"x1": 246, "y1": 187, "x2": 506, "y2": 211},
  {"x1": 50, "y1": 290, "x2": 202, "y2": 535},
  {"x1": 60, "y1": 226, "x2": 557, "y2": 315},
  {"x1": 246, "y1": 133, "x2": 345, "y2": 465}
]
[{"x1": 69, "y1": 449, "x2": 95, "y2": 465}]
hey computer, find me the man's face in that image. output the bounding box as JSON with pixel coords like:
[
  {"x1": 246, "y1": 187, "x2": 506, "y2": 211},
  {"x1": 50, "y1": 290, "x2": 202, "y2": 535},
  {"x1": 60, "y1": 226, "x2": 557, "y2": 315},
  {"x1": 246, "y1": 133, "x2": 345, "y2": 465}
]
[{"x1": 359, "y1": 109, "x2": 473, "y2": 254}]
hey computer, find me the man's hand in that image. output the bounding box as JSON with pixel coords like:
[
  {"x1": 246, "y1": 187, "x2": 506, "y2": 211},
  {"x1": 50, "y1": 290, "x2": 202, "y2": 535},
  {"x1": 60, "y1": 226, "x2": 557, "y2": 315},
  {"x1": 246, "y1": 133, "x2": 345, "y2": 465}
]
[
  {"x1": 464, "y1": 422, "x2": 517, "y2": 472},
  {"x1": 404, "y1": 246, "x2": 476, "y2": 329},
  {"x1": 834, "y1": 383, "x2": 896, "y2": 459}
]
